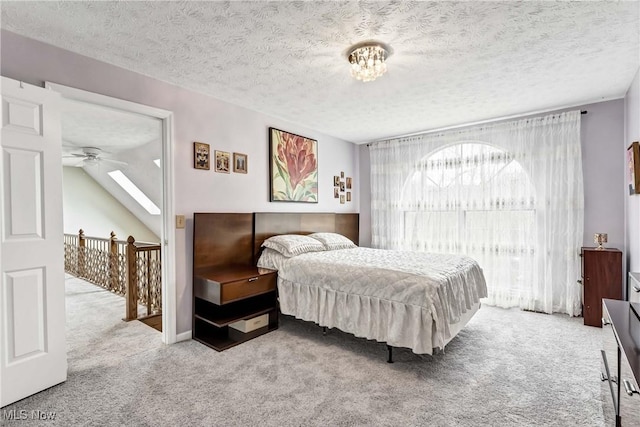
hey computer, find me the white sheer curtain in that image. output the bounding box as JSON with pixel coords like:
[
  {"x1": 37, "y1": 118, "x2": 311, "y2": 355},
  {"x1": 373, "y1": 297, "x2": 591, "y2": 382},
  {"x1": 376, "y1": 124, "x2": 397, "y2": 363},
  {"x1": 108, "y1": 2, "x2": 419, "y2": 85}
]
[{"x1": 370, "y1": 111, "x2": 583, "y2": 315}]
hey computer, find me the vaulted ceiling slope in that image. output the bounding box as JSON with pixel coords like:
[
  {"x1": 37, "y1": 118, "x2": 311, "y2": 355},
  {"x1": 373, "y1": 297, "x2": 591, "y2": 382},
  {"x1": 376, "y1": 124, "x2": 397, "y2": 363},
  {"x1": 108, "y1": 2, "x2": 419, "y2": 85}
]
[{"x1": 2, "y1": 1, "x2": 638, "y2": 143}]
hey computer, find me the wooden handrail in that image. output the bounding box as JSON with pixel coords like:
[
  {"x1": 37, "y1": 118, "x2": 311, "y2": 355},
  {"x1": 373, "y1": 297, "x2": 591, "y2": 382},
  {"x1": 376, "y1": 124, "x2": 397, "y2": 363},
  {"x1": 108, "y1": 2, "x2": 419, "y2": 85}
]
[
  {"x1": 63, "y1": 230, "x2": 162, "y2": 322},
  {"x1": 78, "y1": 229, "x2": 86, "y2": 277},
  {"x1": 125, "y1": 236, "x2": 138, "y2": 321},
  {"x1": 109, "y1": 231, "x2": 119, "y2": 296}
]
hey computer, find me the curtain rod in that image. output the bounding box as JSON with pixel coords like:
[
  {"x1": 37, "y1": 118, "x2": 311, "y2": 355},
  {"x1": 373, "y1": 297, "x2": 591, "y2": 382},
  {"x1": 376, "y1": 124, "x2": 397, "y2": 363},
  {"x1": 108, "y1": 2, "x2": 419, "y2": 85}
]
[{"x1": 366, "y1": 110, "x2": 588, "y2": 147}]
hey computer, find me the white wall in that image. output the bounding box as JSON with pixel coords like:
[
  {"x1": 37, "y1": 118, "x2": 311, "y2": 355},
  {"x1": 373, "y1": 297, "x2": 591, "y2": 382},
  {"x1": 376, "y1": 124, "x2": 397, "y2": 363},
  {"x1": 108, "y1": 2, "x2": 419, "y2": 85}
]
[
  {"x1": 626, "y1": 68, "x2": 640, "y2": 281},
  {"x1": 358, "y1": 100, "x2": 626, "y2": 257},
  {"x1": 1, "y1": 30, "x2": 358, "y2": 335},
  {"x1": 63, "y1": 167, "x2": 159, "y2": 242},
  {"x1": 580, "y1": 100, "x2": 626, "y2": 252}
]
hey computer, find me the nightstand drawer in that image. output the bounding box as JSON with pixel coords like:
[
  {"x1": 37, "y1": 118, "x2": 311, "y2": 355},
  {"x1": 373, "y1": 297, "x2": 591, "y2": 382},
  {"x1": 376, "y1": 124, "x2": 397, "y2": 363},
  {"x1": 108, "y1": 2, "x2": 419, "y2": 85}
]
[
  {"x1": 222, "y1": 274, "x2": 276, "y2": 304},
  {"x1": 195, "y1": 271, "x2": 276, "y2": 305}
]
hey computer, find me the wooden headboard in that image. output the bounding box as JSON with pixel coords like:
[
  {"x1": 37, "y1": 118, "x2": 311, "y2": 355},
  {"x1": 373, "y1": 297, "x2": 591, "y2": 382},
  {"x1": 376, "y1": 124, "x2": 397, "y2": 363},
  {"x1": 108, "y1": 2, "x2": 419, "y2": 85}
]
[
  {"x1": 193, "y1": 213, "x2": 254, "y2": 272},
  {"x1": 193, "y1": 212, "x2": 359, "y2": 271}
]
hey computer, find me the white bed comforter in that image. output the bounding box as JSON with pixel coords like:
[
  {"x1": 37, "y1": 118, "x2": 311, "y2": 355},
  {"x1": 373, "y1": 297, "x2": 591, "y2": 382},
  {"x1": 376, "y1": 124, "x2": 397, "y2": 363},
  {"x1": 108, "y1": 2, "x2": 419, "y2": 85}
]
[{"x1": 259, "y1": 247, "x2": 487, "y2": 354}]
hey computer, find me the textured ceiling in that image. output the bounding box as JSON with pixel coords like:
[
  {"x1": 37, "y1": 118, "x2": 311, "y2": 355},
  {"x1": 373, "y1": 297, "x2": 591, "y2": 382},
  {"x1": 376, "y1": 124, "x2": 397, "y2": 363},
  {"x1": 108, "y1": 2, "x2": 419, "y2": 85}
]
[
  {"x1": 60, "y1": 99, "x2": 162, "y2": 165},
  {"x1": 61, "y1": 99, "x2": 162, "y2": 151},
  {"x1": 2, "y1": 1, "x2": 639, "y2": 143}
]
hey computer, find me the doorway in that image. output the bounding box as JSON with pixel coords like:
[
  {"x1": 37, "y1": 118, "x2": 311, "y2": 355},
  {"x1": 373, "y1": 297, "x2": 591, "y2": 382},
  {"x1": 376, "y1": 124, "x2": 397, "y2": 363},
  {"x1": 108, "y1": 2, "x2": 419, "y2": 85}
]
[{"x1": 46, "y1": 82, "x2": 177, "y2": 344}]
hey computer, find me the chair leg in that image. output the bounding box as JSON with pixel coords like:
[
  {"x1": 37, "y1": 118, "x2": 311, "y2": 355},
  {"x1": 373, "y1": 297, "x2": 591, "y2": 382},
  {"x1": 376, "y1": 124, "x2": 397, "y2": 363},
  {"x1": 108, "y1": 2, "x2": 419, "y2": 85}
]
[{"x1": 387, "y1": 345, "x2": 394, "y2": 363}]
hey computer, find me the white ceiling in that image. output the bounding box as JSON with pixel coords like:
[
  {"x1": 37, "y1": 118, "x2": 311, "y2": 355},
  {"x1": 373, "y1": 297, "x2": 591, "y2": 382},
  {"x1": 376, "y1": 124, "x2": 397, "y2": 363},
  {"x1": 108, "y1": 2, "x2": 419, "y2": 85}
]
[
  {"x1": 61, "y1": 99, "x2": 162, "y2": 166},
  {"x1": 2, "y1": 1, "x2": 639, "y2": 143}
]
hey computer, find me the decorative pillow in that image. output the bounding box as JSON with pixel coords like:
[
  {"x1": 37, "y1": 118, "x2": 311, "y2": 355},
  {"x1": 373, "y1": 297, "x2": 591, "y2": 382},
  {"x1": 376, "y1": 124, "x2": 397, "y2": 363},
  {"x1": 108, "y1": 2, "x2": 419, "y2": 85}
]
[
  {"x1": 261, "y1": 234, "x2": 325, "y2": 257},
  {"x1": 308, "y1": 232, "x2": 357, "y2": 250}
]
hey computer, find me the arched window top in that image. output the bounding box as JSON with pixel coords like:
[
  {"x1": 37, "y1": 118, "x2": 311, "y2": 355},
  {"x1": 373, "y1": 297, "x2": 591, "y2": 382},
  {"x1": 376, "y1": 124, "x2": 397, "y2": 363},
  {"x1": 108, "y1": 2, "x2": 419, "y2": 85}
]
[{"x1": 402, "y1": 142, "x2": 535, "y2": 208}]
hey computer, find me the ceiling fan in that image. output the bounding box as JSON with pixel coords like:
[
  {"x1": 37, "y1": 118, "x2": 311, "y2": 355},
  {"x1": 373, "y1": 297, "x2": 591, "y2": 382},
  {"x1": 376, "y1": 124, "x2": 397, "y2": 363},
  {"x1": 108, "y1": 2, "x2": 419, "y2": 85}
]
[{"x1": 63, "y1": 147, "x2": 128, "y2": 167}]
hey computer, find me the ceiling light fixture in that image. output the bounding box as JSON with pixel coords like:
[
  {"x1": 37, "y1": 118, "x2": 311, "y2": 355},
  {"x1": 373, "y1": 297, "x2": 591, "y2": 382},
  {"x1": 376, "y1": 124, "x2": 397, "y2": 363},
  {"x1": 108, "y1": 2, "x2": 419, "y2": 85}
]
[{"x1": 347, "y1": 41, "x2": 392, "y2": 82}]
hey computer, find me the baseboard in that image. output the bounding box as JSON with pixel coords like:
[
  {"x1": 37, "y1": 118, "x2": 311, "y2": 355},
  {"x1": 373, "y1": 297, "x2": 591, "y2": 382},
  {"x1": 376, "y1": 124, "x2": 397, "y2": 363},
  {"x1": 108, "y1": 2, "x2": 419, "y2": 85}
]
[{"x1": 176, "y1": 330, "x2": 192, "y2": 342}]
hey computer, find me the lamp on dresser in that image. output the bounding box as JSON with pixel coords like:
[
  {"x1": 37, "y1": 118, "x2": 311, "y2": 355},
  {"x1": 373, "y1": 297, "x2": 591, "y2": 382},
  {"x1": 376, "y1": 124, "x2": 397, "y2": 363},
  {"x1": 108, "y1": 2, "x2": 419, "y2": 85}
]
[{"x1": 594, "y1": 233, "x2": 608, "y2": 250}]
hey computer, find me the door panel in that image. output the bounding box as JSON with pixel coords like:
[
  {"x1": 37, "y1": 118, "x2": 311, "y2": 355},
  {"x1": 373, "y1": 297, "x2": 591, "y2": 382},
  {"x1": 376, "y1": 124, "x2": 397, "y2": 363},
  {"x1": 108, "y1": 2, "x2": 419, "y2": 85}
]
[
  {"x1": 3, "y1": 148, "x2": 43, "y2": 238},
  {"x1": 4, "y1": 268, "x2": 46, "y2": 361},
  {"x1": 1, "y1": 77, "x2": 66, "y2": 407}
]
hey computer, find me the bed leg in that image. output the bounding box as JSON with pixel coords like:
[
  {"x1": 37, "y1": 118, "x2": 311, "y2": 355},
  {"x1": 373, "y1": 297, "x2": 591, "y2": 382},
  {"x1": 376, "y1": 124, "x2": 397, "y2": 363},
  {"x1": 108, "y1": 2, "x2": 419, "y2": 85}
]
[
  {"x1": 322, "y1": 326, "x2": 327, "y2": 336},
  {"x1": 387, "y1": 345, "x2": 394, "y2": 363}
]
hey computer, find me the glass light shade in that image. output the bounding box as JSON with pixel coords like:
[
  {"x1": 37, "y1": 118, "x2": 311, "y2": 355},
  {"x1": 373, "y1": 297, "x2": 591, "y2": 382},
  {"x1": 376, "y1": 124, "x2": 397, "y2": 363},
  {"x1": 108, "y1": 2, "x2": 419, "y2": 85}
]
[
  {"x1": 347, "y1": 42, "x2": 392, "y2": 82},
  {"x1": 594, "y1": 233, "x2": 608, "y2": 250}
]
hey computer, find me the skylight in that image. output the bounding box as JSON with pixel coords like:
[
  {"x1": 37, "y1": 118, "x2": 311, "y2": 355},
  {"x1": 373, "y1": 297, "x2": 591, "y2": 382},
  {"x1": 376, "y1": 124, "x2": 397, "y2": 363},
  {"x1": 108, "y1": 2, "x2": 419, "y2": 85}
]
[{"x1": 108, "y1": 170, "x2": 161, "y2": 215}]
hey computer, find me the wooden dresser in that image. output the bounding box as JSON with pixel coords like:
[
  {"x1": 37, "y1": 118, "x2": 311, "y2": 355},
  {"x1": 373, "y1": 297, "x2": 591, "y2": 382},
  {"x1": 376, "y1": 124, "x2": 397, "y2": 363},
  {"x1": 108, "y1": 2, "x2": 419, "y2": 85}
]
[
  {"x1": 581, "y1": 247, "x2": 622, "y2": 327},
  {"x1": 601, "y1": 299, "x2": 640, "y2": 426}
]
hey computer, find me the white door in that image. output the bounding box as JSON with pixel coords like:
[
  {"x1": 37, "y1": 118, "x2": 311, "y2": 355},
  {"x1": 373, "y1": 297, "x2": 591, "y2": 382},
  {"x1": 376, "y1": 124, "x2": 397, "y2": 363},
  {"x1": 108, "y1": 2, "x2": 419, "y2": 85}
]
[{"x1": 0, "y1": 77, "x2": 66, "y2": 407}]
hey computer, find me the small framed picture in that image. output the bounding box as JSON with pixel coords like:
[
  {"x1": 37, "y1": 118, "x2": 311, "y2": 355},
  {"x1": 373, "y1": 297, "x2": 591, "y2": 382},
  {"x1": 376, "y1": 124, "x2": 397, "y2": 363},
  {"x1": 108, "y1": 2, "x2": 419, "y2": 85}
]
[
  {"x1": 215, "y1": 150, "x2": 230, "y2": 173},
  {"x1": 340, "y1": 171, "x2": 345, "y2": 178},
  {"x1": 346, "y1": 177, "x2": 352, "y2": 189},
  {"x1": 233, "y1": 152, "x2": 248, "y2": 174},
  {"x1": 194, "y1": 142, "x2": 210, "y2": 170},
  {"x1": 340, "y1": 181, "x2": 345, "y2": 192},
  {"x1": 346, "y1": 192, "x2": 351, "y2": 202},
  {"x1": 334, "y1": 176, "x2": 340, "y2": 186},
  {"x1": 334, "y1": 188, "x2": 339, "y2": 198},
  {"x1": 340, "y1": 195, "x2": 345, "y2": 204}
]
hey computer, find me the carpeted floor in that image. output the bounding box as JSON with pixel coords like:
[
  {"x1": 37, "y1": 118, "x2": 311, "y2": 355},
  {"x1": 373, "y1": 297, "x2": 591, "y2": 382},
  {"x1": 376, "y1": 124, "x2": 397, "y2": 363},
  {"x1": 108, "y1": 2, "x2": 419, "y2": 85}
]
[{"x1": 2, "y1": 275, "x2": 605, "y2": 426}]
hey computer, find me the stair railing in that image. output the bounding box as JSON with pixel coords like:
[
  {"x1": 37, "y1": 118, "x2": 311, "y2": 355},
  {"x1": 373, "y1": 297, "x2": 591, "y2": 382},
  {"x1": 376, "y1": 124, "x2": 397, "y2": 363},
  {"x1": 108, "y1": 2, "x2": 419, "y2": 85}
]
[{"x1": 64, "y1": 229, "x2": 161, "y2": 321}]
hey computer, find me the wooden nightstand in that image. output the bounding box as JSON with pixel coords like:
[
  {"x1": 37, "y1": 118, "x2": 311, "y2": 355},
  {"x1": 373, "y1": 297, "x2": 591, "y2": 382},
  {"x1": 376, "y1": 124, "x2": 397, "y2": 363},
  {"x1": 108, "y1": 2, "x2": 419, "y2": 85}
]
[{"x1": 193, "y1": 266, "x2": 278, "y2": 351}]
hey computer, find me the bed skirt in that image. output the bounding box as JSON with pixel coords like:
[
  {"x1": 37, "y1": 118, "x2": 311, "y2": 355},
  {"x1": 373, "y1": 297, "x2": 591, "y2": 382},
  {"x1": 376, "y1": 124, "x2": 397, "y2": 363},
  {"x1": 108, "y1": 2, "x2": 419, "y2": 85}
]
[{"x1": 278, "y1": 278, "x2": 480, "y2": 355}]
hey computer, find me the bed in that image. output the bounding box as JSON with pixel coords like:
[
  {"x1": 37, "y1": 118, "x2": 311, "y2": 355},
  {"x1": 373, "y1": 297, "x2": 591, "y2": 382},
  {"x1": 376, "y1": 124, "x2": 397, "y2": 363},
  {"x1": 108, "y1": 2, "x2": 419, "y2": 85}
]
[
  {"x1": 192, "y1": 212, "x2": 487, "y2": 360},
  {"x1": 257, "y1": 236, "x2": 487, "y2": 356},
  {"x1": 253, "y1": 213, "x2": 487, "y2": 357}
]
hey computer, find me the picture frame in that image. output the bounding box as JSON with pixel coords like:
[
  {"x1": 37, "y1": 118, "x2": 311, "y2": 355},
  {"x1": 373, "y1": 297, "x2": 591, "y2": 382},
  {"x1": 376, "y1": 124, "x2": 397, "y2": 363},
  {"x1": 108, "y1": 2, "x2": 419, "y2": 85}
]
[
  {"x1": 346, "y1": 192, "x2": 351, "y2": 202},
  {"x1": 334, "y1": 176, "x2": 340, "y2": 186},
  {"x1": 233, "y1": 152, "x2": 248, "y2": 174},
  {"x1": 628, "y1": 142, "x2": 640, "y2": 195},
  {"x1": 340, "y1": 195, "x2": 345, "y2": 204},
  {"x1": 346, "y1": 177, "x2": 352, "y2": 189},
  {"x1": 341, "y1": 171, "x2": 345, "y2": 178},
  {"x1": 193, "y1": 142, "x2": 210, "y2": 170},
  {"x1": 339, "y1": 181, "x2": 345, "y2": 192},
  {"x1": 215, "y1": 150, "x2": 230, "y2": 173},
  {"x1": 334, "y1": 188, "x2": 339, "y2": 198},
  {"x1": 269, "y1": 127, "x2": 318, "y2": 203}
]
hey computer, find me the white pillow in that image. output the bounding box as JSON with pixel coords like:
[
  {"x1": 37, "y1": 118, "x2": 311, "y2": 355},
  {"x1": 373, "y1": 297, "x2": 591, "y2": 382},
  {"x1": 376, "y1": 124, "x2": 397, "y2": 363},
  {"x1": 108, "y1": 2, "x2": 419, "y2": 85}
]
[
  {"x1": 308, "y1": 232, "x2": 357, "y2": 250},
  {"x1": 261, "y1": 234, "x2": 325, "y2": 257},
  {"x1": 257, "y1": 247, "x2": 289, "y2": 270}
]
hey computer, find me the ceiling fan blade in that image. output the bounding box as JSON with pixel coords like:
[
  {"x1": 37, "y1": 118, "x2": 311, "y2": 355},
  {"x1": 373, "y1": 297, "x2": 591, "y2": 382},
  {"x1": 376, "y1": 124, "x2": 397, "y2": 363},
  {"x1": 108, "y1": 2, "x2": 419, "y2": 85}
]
[{"x1": 100, "y1": 158, "x2": 128, "y2": 166}]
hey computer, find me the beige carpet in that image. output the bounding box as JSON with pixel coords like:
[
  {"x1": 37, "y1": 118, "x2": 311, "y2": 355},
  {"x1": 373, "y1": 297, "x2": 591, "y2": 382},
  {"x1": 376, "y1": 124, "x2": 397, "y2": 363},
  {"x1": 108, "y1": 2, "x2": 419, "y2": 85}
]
[{"x1": 1, "y1": 275, "x2": 605, "y2": 426}]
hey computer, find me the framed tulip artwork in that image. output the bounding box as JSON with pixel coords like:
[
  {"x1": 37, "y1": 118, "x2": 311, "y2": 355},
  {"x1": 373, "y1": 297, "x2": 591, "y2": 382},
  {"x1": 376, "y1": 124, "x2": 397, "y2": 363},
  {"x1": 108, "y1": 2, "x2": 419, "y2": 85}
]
[{"x1": 269, "y1": 127, "x2": 318, "y2": 203}]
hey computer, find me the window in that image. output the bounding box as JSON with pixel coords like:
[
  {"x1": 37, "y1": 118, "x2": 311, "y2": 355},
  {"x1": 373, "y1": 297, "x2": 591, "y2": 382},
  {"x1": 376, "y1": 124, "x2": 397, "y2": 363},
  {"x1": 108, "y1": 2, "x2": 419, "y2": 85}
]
[
  {"x1": 108, "y1": 170, "x2": 160, "y2": 215},
  {"x1": 401, "y1": 142, "x2": 536, "y2": 303}
]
